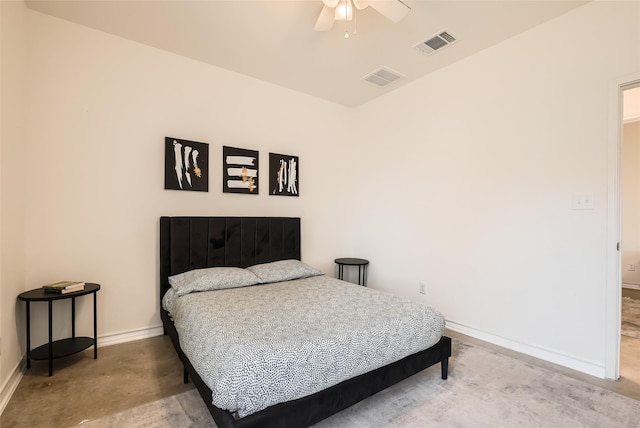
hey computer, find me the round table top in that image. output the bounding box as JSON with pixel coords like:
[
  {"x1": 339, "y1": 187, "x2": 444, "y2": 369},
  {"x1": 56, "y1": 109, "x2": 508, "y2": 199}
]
[
  {"x1": 334, "y1": 258, "x2": 369, "y2": 266},
  {"x1": 18, "y1": 283, "x2": 100, "y2": 301}
]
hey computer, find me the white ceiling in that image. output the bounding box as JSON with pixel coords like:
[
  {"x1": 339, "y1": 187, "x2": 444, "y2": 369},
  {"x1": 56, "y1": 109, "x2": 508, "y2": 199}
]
[{"x1": 25, "y1": 0, "x2": 589, "y2": 107}]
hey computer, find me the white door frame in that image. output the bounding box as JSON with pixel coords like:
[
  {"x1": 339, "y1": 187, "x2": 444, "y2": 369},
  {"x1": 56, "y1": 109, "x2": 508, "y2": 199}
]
[{"x1": 605, "y1": 73, "x2": 640, "y2": 380}]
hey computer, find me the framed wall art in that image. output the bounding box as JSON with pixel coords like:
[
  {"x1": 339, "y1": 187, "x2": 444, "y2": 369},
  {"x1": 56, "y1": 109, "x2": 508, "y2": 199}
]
[
  {"x1": 164, "y1": 137, "x2": 209, "y2": 192},
  {"x1": 223, "y1": 146, "x2": 259, "y2": 194},
  {"x1": 269, "y1": 152, "x2": 299, "y2": 196}
]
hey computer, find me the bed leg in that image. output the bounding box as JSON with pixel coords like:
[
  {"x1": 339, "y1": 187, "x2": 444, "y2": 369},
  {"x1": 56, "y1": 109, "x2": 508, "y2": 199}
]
[
  {"x1": 184, "y1": 367, "x2": 189, "y2": 384},
  {"x1": 441, "y1": 357, "x2": 449, "y2": 380}
]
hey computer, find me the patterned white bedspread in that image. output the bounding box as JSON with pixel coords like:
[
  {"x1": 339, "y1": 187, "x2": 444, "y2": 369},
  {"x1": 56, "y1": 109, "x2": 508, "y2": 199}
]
[{"x1": 163, "y1": 275, "x2": 445, "y2": 418}]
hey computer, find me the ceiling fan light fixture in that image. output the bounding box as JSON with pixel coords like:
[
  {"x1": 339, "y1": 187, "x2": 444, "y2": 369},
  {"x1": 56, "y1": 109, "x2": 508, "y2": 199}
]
[
  {"x1": 335, "y1": 0, "x2": 354, "y2": 21},
  {"x1": 314, "y1": 0, "x2": 409, "y2": 33}
]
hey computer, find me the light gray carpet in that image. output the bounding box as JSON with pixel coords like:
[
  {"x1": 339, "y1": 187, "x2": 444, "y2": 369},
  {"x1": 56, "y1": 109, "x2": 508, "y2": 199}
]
[
  {"x1": 622, "y1": 297, "x2": 640, "y2": 339},
  {"x1": 80, "y1": 340, "x2": 640, "y2": 428}
]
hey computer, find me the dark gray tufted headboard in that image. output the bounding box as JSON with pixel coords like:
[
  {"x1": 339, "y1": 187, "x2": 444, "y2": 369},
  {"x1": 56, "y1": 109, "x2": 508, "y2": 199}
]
[{"x1": 159, "y1": 216, "x2": 301, "y2": 302}]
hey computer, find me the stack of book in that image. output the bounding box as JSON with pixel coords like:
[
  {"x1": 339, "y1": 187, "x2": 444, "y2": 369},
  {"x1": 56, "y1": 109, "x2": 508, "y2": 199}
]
[{"x1": 42, "y1": 281, "x2": 86, "y2": 294}]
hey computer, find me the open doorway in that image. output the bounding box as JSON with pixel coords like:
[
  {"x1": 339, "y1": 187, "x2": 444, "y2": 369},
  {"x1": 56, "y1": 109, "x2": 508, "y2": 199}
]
[{"x1": 620, "y1": 84, "x2": 640, "y2": 384}]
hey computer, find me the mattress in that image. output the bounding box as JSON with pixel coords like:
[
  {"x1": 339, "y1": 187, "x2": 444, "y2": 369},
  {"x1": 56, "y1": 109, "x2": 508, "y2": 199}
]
[{"x1": 163, "y1": 275, "x2": 445, "y2": 418}]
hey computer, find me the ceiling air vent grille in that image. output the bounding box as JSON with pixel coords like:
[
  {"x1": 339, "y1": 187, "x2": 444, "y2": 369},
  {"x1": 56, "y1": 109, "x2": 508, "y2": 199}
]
[
  {"x1": 414, "y1": 30, "x2": 457, "y2": 55},
  {"x1": 361, "y1": 67, "x2": 405, "y2": 88}
]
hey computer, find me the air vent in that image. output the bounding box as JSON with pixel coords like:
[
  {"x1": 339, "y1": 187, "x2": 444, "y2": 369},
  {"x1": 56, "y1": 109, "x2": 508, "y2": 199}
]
[
  {"x1": 361, "y1": 67, "x2": 405, "y2": 88},
  {"x1": 414, "y1": 30, "x2": 457, "y2": 55}
]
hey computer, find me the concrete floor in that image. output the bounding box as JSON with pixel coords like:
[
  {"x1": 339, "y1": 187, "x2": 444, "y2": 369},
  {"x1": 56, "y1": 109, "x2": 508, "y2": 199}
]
[
  {"x1": 2, "y1": 298, "x2": 639, "y2": 427},
  {"x1": 1, "y1": 335, "x2": 194, "y2": 427},
  {"x1": 621, "y1": 287, "x2": 640, "y2": 391}
]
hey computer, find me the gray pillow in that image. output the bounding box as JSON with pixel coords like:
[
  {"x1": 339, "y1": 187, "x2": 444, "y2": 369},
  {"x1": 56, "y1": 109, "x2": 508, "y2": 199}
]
[
  {"x1": 247, "y1": 259, "x2": 324, "y2": 284},
  {"x1": 169, "y1": 267, "x2": 262, "y2": 296}
]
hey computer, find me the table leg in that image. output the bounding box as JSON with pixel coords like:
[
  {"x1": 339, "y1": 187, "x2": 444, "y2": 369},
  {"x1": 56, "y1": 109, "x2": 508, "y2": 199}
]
[
  {"x1": 93, "y1": 291, "x2": 98, "y2": 359},
  {"x1": 358, "y1": 266, "x2": 363, "y2": 285},
  {"x1": 338, "y1": 264, "x2": 344, "y2": 280},
  {"x1": 25, "y1": 302, "x2": 31, "y2": 369},
  {"x1": 48, "y1": 300, "x2": 53, "y2": 377}
]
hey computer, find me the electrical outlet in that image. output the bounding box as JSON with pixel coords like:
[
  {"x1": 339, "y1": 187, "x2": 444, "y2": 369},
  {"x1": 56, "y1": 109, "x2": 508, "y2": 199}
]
[
  {"x1": 419, "y1": 282, "x2": 426, "y2": 294},
  {"x1": 629, "y1": 264, "x2": 637, "y2": 272}
]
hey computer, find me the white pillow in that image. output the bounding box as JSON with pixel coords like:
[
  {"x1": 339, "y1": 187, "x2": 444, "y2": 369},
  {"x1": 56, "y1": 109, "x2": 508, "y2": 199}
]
[
  {"x1": 169, "y1": 267, "x2": 261, "y2": 296},
  {"x1": 247, "y1": 259, "x2": 324, "y2": 284}
]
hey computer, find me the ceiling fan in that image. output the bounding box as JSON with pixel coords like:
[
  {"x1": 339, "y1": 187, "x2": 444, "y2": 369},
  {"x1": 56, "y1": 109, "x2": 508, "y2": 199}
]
[{"x1": 314, "y1": 0, "x2": 411, "y2": 32}]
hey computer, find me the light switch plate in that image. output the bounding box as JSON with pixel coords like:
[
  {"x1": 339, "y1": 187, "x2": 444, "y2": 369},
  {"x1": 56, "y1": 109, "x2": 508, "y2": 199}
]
[{"x1": 572, "y1": 192, "x2": 594, "y2": 210}]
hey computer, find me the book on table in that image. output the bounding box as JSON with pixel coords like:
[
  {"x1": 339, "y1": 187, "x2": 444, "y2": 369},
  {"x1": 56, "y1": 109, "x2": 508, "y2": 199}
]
[{"x1": 42, "y1": 281, "x2": 85, "y2": 294}]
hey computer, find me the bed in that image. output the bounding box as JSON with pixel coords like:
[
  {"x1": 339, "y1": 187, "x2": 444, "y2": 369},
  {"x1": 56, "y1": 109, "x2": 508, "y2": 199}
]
[{"x1": 160, "y1": 216, "x2": 451, "y2": 428}]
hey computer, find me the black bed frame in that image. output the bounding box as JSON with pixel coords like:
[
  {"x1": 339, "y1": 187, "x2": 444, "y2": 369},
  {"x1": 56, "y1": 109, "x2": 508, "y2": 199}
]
[{"x1": 160, "y1": 216, "x2": 451, "y2": 428}]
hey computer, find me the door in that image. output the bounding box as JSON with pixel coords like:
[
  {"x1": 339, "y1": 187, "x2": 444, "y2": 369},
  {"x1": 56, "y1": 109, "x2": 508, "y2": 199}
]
[
  {"x1": 606, "y1": 77, "x2": 640, "y2": 380},
  {"x1": 620, "y1": 84, "x2": 640, "y2": 381}
]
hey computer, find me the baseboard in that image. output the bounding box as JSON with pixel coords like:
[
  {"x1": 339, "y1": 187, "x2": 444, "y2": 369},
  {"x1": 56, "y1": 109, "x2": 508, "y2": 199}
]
[
  {"x1": 622, "y1": 283, "x2": 640, "y2": 290},
  {"x1": 0, "y1": 325, "x2": 164, "y2": 416},
  {"x1": 97, "y1": 325, "x2": 164, "y2": 348},
  {"x1": 0, "y1": 358, "x2": 26, "y2": 416},
  {"x1": 446, "y1": 321, "x2": 605, "y2": 379}
]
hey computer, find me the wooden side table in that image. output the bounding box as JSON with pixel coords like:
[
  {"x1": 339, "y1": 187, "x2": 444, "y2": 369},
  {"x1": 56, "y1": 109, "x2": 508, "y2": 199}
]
[
  {"x1": 18, "y1": 283, "x2": 100, "y2": 376},
  {"x1": 335, "y1": 258, "x2": 369, "y2": 286}
]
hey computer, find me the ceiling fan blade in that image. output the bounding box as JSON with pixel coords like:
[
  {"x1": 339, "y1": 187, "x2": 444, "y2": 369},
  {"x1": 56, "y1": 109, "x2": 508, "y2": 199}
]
[
  {"x1": 314, "y1": 5, "x2": 336, "y2": 31},
  {"x1": 367, "y1": 0, "x2": 411, "y2": 22},
  {"x1": 352, "y1": 0, "x2": 369, "y2": 11},
  {"x1": 322, "y1": 0, "x2": 340, "y2": 7}
]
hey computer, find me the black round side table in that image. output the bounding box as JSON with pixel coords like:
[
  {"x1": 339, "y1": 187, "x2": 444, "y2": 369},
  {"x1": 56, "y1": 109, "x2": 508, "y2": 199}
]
[
  {"x1": 18, "y1": 283, "x2": 100, "y2": 376},
  {"x1": 335, "y1": 258, "x2": 369, "y2": 286}
]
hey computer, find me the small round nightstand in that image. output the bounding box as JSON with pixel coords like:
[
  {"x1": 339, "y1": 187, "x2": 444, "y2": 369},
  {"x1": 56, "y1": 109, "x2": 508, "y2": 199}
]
[
  {"x1": 18, "y1": 283, "x2": 100, "y2": 376},
  {"x1": 335, "y1": 258, "x2": 369, "y2": 286}
]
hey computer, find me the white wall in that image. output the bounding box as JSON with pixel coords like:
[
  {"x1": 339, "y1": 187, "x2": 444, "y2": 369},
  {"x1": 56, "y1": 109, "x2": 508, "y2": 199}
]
[
  {"x1": 1, "y1": 5, "x2": 355, "y2": 391},
  {"x1": 350, "y1": 0, "x2": 639, "y2": 375},
  {"x1": 0, "y1": 0, "x2": 28, "y2": 407}
]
